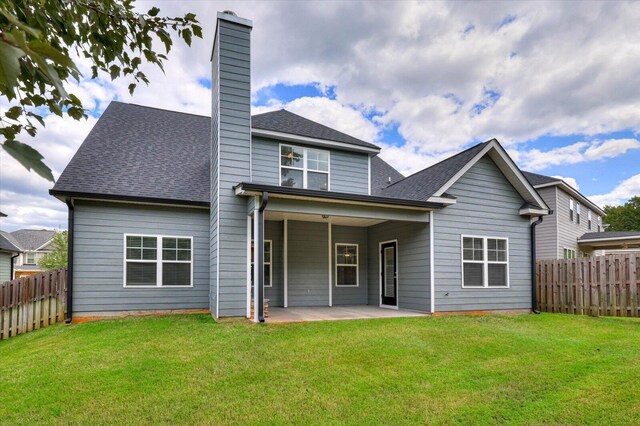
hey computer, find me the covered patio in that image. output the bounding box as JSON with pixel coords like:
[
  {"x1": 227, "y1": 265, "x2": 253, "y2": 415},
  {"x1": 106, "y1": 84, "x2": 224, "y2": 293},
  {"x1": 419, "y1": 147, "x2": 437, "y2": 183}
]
[{"x1": 267, "y1": 305, "x2": 429, "y2": 323}]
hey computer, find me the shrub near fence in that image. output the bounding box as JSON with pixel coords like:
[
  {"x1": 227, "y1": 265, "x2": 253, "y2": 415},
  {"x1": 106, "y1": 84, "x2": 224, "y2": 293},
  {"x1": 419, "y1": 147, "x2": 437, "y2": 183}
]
[
  {"x1": 537, "y1": 254, "x2": 639, "y2": 317},
  {"x1": 0, "y1": 268, "x2": 67, "y2": 340}
]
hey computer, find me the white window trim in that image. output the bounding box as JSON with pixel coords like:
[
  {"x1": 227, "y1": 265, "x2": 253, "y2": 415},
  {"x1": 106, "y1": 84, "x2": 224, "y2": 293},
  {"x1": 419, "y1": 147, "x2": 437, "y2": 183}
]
[
  {"x1": 25, "y1": 252, "x2": 36, "y2": 265},
  {"x1": 279, "y1": 143, "x2": 331, "y2": 191},
  {"x1": 576, "y1": 202, "x2": 581, "y2": 224},
  {"x1": 569, "y1": 197, "x2": 574, "y2": 222},
  {"x1": 251, "y1": 239, "x2": 273, "y2": 288},
  {"x1": 335, "y1": 243, "x2": 359, "y2": 287},
  {"x1": 460, "y1": 235, "x2": 510, "y2": 289},
  {"x1": 123, "y1": 233, "x2": 194, "y2": 288},
  {"x1": 563, "y1": 247, "x2": 576, "y2": 259}
]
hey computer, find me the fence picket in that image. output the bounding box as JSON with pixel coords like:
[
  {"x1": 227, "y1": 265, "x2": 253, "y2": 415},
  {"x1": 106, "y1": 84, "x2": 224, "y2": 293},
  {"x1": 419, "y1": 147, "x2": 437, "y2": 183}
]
[
  {"x1": 537, "y1": 254, "x2": 639, "y2": 318},
  {"x1": 0, "y1": 268, "x2": 67, "y2": 340}
]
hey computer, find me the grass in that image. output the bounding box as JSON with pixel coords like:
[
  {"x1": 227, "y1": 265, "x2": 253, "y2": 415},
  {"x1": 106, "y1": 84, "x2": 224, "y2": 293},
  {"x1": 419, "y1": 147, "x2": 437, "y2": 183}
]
[{"x1": 1, "y1": 313, "x2": 640, "y2": 425}]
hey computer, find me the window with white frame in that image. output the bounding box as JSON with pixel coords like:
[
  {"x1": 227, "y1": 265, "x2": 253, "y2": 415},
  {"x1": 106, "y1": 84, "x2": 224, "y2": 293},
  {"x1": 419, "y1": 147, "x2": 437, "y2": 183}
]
[
  {"x1": 335, "y1": 243, "x2": 358, "y2": 287},
  {"x1": 597, "y1": 215, "x2": 602, "y2": 232},
  {"x1": 124, "y1": 235, "x2": 192, "y2": 287},
  {"x1": 280, "y1": 144, "x2": 329, "y2": 191},
  {"x1": 25, "y1": 252, "x2": 36, "y2": 264},
  {"x1": 462, "y1": 236, "x2": 509, "y2": 288},
  {"x1": 576, "y1": 202, "x2": 581, "y2": 224},
  {"x1": 563, "y1": 248, "x2": 576, "y2": 259},
  {"x1": 588, "y1": 210, "x2": 592, "y2": 230},
  {"x1": 569, "y1": 198, "x2": 574, "y2": 221},
  {"x1": 251, "y1": 240, "x2": 272, "y2": 287}
]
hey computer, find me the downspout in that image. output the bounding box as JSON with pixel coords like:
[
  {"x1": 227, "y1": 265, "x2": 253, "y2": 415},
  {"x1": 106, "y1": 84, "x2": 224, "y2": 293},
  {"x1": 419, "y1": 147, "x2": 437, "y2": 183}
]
[
  {"x1": 10, "y1": 253, "x2": 19, "y2": 280},
  {"x1": 65, "y1": 198, "x2": 74, "y2": 324},
  {"x1": 256, "y1": 192, "x2": 269, "y2": 323},
  {"x1": 530, "y1": 214, "x2": 545, "y2": 314}
]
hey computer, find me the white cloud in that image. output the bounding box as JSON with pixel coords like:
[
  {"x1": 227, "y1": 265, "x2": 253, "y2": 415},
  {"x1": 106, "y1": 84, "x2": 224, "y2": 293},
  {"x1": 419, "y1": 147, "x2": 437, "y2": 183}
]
[
  {"x1": 551, "y1": 176, "x2": 579, "y2": 191},
  {"x1": 589, "y1": 174, "x2": 640, "y2": 207},
  {"x1": 515, "y1": 138, "x2": 640, "y2": 171},
  {"x1": 2, "y1": 1, "x2": 640, "y2": 229}
]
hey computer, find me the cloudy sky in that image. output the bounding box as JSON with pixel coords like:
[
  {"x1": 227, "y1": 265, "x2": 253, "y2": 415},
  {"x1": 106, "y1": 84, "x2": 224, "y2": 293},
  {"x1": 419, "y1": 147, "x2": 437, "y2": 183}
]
[{"x1": 1, "y1": 0, "x2": 639, "y2": 231}]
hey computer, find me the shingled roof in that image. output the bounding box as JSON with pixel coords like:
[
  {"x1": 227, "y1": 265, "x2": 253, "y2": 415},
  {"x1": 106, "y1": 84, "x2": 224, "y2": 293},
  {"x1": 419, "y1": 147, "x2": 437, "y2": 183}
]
[
  {"x1": 579, "y1": 231, "x2": 640, "y2": 241},
  {"x1": 0, "y1": 231, "x2": 21, "y2": 253},
  {"x1": 379, "y1": 142, "x2": 490, "y2": 201},
  {"x1": 51, "y1": 102, "x2": 384, "y2": 205},
  {"x1": 10, "y1": 229, "x2": 55, "y2": 251},
  {"x1": 252, "y1": 109, "x2": 380, "y2": 150},
  {"x1": 371, "y1": 156, "x2": 405, "y2": 196},
  {"x1": 522, "y1": 171, "x2": 562, "y2": 186}
]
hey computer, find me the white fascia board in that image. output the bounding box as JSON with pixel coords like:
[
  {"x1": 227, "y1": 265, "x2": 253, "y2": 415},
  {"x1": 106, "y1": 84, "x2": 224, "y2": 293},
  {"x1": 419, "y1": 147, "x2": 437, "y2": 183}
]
[
  {"x1": 251, "y1": 128, "x2": 381, "y2": 154},
  {"x1": 578, "y1": 235, "x2": 640, "y2": 244},
  {"x1": 519, "y1": 207, "x2": 550, "y2": 216},
  {"x1": 427, "y1": 196, "x2": 456, "y2": 205}
]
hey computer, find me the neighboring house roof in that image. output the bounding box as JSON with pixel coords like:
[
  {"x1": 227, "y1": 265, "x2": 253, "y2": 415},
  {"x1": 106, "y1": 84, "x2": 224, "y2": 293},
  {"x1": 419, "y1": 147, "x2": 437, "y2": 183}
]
[
  {"x1": 252, "y1": 109, "x2": 380, "y2": 151},
  {"x1": 522, "y1": 170, "x2": 606, "y2": 216},
  {"x1": 579, "y1": 231, "x2": 640, "y2": 242},
  {"x1": 522, "y1": 171, "x2": 562, "y2": 186},
  {"x1": 10, "y1": 229, "x2": 55, "y2": 251},
  {"x1": 13, "y1": 264, "x2": 44, "y2": 271},
  {"x1": 0, "y1": 231, "x2": 21, "y2": 253},
  {"x1": 370, "y1": 156, "x2": 405, "y2": 196}
]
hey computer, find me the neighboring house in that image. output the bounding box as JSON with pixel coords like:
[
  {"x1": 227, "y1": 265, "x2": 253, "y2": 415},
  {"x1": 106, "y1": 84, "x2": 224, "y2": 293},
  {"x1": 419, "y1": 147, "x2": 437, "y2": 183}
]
[
  {"x1": 0, "y1": 231, "x2": 21, "y2": 282},
  {"x1": 49, "y1": 11, "x2": 551, "y2": 322},
  {"x1": 10, "y1": 229, "x2": 56, "y2": 278},
  {"x1": 522, "y1": 172, "x2": 640, "y2": 259}
]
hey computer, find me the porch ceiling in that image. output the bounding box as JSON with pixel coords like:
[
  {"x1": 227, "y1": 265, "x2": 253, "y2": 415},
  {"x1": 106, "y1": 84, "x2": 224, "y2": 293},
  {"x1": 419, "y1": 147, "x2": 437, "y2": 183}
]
[{"x1": 265, "y1": 211, "x2": 385, "y2": 227}]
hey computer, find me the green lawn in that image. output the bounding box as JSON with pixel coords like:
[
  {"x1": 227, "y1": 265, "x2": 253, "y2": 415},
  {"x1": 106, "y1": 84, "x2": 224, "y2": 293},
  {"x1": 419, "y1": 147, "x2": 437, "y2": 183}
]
[{"x1": 1, "y1": 313, "x2": 639, "y2": 425}]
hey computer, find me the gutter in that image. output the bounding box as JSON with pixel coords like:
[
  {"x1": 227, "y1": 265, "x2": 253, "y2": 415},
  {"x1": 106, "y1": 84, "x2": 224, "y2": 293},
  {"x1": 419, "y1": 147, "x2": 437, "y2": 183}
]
[
  {"x1": 10, "y1": 253, "x2": 19, "y2": 280},
  {"x1": 530, "y1": 211, "x2": 551, "y2": 314},
  {"x1": 65, "y1": 198, "x2": 74, "y2": 324},
  {"x1": 256, "y1": 192, "x2": 269, "y2": 323}
]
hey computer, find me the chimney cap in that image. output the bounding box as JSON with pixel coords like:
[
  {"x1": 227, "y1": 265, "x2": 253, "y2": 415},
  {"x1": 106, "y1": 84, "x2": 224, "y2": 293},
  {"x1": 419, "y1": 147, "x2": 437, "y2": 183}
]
[
  {"x1": 222, "y1": 10, "x2": 237, "y2": 16},
  {"x1": 216, "y1": 11, "x2": 253, "y2": 28}
]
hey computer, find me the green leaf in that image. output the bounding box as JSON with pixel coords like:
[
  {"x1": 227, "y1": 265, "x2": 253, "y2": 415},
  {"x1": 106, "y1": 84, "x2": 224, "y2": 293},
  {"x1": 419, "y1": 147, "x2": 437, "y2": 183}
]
[
  {"x1": 27, "y1": 41, "x2": 78, "y2": 71},
  {"x1": 193, "y1": 25, "x2": 203, "y2": 39},
  {"x1": 182, "y1": 28, "x2": 192, "y2": 47},
  {"x1": 1, "y1": 140, "x2": 54, "y2": 182},
  {"x1": 6, "y1": 106, "x2": 22, "y2": 120},
  {"x1": 0, "y1": 8, "x2": 42, "y2": 38},
  {"x1": 67, "y1": 106, "x2": 85, "y2": 120},
  {"x1": 157, "y1": 29, "x2": 172, "y2": 53},
  {"x1": 128, "y1": 83, "x2": 135, "y2": 95},
  {"x1": 148, "y1": 7, "x2": 160, "y2": 17},
  {"x1": 0, "y1": 42, "x2": 25, "y2": 89},
  {"x1": 185, "y1": 13, "x2": 197, "y2": 21},
  {"x1": 109, "y1": 64, "x2": 120, "y2": 80}
]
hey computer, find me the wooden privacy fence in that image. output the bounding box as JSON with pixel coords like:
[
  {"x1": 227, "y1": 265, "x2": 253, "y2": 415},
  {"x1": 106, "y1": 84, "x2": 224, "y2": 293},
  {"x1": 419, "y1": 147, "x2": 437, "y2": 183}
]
[
  {"x1": 0, "y1": 268, "x2": 67, "y2": 340},
  {"x1": 537, "y1": 254, "x2": 639, "y2": 317}
]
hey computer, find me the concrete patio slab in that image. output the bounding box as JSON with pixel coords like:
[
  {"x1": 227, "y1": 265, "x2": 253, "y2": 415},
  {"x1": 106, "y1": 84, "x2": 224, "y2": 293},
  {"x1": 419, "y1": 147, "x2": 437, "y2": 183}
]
[{"x1": 267, "y1": 305, "x2": 429, "y2": 323}]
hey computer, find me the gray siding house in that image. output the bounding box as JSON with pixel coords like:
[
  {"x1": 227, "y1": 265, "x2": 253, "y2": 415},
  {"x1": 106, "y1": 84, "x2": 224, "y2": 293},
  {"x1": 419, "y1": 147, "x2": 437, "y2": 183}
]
[
  {"x1": 50, "y1": 11, "x2": 552, "y2": 322},
  {"x1": 522, "y1": 172, "x2": 608, "y2": 259}
]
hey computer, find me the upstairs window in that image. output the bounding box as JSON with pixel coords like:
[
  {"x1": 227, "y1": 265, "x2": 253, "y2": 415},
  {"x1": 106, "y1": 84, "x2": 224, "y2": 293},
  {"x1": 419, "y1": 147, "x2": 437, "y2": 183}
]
[
  {"x1": 462, "y1": 236, "x2": 509, "y2": 288},
  {"x1": 597, "y1": 215, "x2": 602, "y2": 232},
  {"x1": 588, "y1": 210, "x2": 592, "y2": 230},
  {"x1": 576, "y1": 202, "x2": 581, "y2": 225},
  {"x1": 569, "y1": 198, "x2": 574, "y2": 221},
  {"x1": 25, "y1": 252, "x2": 36, "y2": 264},
  {"x1": 124, "y1": 235, "x2": 192, "y2": 287},
  {"x1": 280, "y1": 144, "x2": 329, "y2": 191}
]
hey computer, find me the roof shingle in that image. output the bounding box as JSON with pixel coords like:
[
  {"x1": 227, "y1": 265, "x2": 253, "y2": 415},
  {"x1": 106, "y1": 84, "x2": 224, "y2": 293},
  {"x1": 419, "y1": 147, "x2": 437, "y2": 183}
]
[{"x1": 9, "y1": 229, "x2": 54, "y2": 250}]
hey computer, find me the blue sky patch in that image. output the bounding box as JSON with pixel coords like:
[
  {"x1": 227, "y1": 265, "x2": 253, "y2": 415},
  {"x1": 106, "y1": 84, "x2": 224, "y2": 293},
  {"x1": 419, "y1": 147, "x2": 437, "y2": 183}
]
[{"x1": 254, "y1": 83, "x2": 336, "y2": 106}]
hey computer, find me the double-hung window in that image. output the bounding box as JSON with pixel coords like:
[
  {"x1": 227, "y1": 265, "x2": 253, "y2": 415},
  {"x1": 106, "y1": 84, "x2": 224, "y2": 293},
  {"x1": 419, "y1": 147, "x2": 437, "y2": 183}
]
[
  {"x1": 576, "y1": 202, "x2": 581, "y2": 224},
  {"x1": 124, "y1": 235, "x2": 193, "y2": 287},
  {"x1": 251, "y1": 240, "x2": 272, "y2": 287},
  {"x1": 25, "y1": 252, "x2": 36, "y2": 264},
  {"x1": 597, "y1": 215, "x2": 602, "y2": 232},
  {"x1": 335, "y1": 244, "x2": 358, "y2": 287},
  {"x1": 280, "y1": 144, "x2": 329, "y2": 191},
  {"x1": 588, "y1": 210, "x2": 592, "y2": 230},
  {"x1": 462, "y1": 236, "x2": 509, "y2": 288},
  {"x1": 569, "y1": 198, "x2": 574, "y2": 221},
  {"x1": 563, "y1": 248, "x2": 576, "y2": 259}
]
